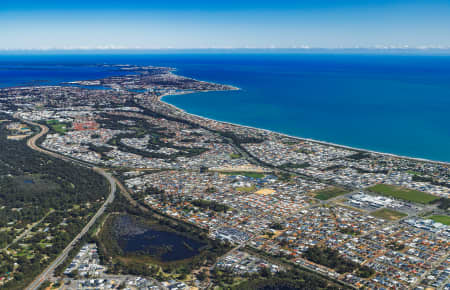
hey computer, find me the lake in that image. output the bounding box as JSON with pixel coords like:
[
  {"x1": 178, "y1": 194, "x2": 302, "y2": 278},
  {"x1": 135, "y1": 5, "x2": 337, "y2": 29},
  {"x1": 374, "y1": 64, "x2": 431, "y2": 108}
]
[{"x1": 113, "y1": 214, "x2": 206, "y2": 262}]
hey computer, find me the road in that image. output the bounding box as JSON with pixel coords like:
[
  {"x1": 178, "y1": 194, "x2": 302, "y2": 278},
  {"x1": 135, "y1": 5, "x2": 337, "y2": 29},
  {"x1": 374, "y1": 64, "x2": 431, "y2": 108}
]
[
  {"x1": 19, "y1": 120, "x2": 117, "y2": 290},
  {"x1": 23, "y1": 119, "x2": 90, "y2": 168},
  {"x1": 2, "y1": 209, "x2": 54, "y2": 251}
]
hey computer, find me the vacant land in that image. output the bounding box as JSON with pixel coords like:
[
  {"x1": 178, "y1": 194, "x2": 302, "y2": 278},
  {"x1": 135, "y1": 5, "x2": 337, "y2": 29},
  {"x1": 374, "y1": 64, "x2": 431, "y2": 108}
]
[
  {"x1": 229, "y1": 153, "x2": 241, "y2": 159},
  {"x1": 428, "y1": 215, "x2": 450, "y2": 225},
  {"x1": 315, "y1": 187, "x2": 349, "y2": 200},
  {"x1": 371, "y1": 208, "x2": 407, "y2": 221},
  {"x1": 12, "y1": 174, "x2": 61, "y2": 196},
  {"x1": 368, "y1": 184, "x2": 439, "y2": 204}
]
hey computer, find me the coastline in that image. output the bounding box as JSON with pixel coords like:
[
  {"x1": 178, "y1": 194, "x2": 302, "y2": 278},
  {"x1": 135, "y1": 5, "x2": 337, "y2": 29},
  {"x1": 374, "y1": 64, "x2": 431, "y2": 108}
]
[
  {"x1": 160, "y1": 92, "x2": 450, "y2": 166},
  {"x1": 3, "y1": 62, "x2": 448, "y2": 166}
]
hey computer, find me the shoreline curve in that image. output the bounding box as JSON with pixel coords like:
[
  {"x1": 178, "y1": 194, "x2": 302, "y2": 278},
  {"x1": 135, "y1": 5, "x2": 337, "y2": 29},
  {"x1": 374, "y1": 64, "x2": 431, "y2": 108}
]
[{"x1": 160, "y1": 92, "x2": 450, "y2": 166}]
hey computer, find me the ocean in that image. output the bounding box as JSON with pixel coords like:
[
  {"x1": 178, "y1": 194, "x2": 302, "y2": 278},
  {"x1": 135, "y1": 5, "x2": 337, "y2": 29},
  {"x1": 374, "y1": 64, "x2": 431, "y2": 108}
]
[{"x1": 0, "y1": 51, "x2": 449, "y2": 162}]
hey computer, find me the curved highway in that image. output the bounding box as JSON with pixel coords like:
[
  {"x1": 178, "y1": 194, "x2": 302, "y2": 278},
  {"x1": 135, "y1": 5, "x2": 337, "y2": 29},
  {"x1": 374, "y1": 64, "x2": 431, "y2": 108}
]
[{"x1": 20, "y1": 120, "x2": 117, "y2": 290}]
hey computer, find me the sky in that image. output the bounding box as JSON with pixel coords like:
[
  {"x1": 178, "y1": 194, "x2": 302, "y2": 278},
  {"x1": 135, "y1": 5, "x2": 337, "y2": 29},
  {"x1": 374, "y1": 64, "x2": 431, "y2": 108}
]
[{"x1": 1, "y1": 0, "x2": 450, "y2": 50}]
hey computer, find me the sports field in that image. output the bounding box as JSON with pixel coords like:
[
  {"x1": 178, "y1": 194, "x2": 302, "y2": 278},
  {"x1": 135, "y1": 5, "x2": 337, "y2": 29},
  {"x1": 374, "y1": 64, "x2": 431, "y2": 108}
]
[
  {"x1": 428, "y1": 215, "x2": 450, "y2": 225},
  {"x1": 367, "y1": 184, "x2": 439, "y2": 204}
]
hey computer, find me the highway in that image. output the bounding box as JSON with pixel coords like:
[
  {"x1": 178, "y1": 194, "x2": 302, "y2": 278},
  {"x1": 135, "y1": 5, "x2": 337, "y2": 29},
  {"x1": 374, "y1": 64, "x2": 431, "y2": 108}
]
[{"x1": 19, "y1": 119, "x2": 117, "y2": 290}]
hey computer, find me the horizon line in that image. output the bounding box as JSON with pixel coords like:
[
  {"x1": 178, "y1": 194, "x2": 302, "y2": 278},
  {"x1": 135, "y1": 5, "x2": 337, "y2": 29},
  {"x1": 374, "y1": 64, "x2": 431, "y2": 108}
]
[{"x1": 1, "y1": 46, "x2": 450, "y2": 52}]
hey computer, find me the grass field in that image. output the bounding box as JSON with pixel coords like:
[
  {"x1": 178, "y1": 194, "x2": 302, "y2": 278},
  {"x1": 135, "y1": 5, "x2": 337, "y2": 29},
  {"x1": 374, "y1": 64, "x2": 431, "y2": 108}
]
[
  {"x1": 371, "y1": 208, "x2": 407, "y2": 220},
  {"x1": 428, "y1": 215, "x2": 450, "y2": 225},
  {"x1": 46, "y1": 120, "x2": 68, "y2": 134},
  {"x1": 236, "y1": 185, "x2": 256, "y2": 192},
  {"x1": 315, "y1": 187, "x2": 349, "y2": 200},
  {"x1": 220, "y1": 171, "x2": 265, "y2": 179},
  {"x1": 406, "y1": 170, "x2": 423, "y2": 176},
  {"x1": 367, "y1": 184, "x2": 439, "y2": 204}
]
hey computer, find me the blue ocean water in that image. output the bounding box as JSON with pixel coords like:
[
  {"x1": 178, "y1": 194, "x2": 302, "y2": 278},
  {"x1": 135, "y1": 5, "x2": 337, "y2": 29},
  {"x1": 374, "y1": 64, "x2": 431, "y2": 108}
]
[{"x1": 0, "y1": 52, "x2": 449, "y2": 162}]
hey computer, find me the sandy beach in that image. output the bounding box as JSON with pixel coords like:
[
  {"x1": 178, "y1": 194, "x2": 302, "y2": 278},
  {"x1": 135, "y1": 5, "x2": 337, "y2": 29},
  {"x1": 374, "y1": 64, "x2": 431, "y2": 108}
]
[{"x1": 160, "y1": 91, "x2": 450, "y2": 166}]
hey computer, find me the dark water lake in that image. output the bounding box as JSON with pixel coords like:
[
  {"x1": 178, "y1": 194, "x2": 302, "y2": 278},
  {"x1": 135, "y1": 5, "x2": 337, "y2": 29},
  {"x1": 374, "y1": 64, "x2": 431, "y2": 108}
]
[{"x1": 114, "y1": 215, "x2": 206, "y2": 262}]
